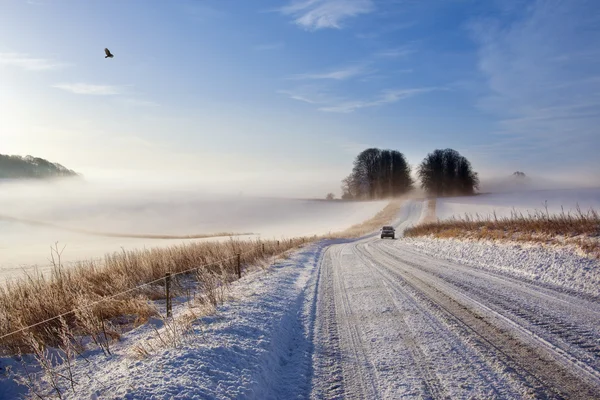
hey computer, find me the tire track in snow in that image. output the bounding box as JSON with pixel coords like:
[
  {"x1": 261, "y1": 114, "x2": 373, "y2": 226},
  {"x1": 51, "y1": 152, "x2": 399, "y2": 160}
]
[
  {"x1": 329, "y1": 243, "x2": 381, "y2": 399},
  {"x1": 366, "y1": 242, "x2": 600, "y2": 399},
  {"x1": 353, "y1": 244, "x2": 517, "y2": 399},
  {"x1": 351, "y1": 246, "x2": 450, "y2": 399},
  {"x1": 379, "y1": 241, "x2": 600, "y2": 373},
  {"x1": 310, "y1": 246, "x2": 345, "y2": 399}
]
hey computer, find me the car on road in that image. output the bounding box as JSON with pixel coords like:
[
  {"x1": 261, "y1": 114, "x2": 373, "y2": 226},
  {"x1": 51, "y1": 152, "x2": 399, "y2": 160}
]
[{"x1": 380, "y1": 225, "x2": 395, "y2": 239}]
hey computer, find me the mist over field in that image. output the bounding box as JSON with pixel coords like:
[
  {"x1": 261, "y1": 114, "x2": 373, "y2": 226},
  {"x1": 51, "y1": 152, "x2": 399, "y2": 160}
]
[
  {"x1": 435, "y1": 186, "x2": 600, "y2": 221},
  {"x1": 0, "y1": 179, "x2": 387, "y2": 280}
]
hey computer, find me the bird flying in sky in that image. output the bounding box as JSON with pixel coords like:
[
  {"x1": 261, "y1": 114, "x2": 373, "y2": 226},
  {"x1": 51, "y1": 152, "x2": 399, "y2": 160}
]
[{"x1": 104, "y1": 48, "x2": 114, "y2": 58}]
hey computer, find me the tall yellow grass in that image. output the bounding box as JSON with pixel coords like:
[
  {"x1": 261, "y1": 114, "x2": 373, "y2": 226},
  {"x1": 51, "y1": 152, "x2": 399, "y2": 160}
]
[
  {"x1": 0, "y1": 238, "x2": 303, "y2": 351},
  {"x1": 405, "y1": 206, "x2": 600, "y2": 258}
]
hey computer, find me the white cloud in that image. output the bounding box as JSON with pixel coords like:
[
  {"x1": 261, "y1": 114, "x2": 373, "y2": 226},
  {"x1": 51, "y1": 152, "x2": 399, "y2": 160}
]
[
  {"x1": 277, "y1": 90, "x2": 320, "y2": 104},
  {"x1": 289, "y1": 63, "x2": 371, "y2": 80},
  {"x1": 0, "y1": 53, "x2": 68, "y2": 71},
  {"x1": 280, "y1": 0, "x2": 374, "y2": 30},
  {"x1": 281, "y1": 86, "x2": 439, "y2": 113},
  {"x1": 319, "y1": 88, "x2": 439, "y2": 113},
  {"x1": 52, "y1": 83, "x2": 123, "y2": 95},
  {"x1": 254, "y1": 42, "x2": 285, "y2": 51},
  {"x1": 277, "y1": 87, "x2": 345, "y2": 106}
]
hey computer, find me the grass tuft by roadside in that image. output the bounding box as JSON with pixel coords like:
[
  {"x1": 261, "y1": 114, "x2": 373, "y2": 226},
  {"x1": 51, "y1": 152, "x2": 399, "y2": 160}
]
[{"x1": 405, "y1": 205, "x2": 600, "y2": 258}]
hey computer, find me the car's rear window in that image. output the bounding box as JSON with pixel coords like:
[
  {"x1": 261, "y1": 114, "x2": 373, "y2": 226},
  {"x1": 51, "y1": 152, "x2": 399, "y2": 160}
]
[{"x1": 383, "y1": 226, "x2": 394, "y2": 230}]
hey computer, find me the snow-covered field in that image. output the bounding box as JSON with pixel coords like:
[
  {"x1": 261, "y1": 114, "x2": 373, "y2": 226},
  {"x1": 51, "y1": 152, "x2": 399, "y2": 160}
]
[
  {"x1": 0, "y1": 180, "x2": 386, "y2": 281},
  {"x1": 436, "y1": 187, "x2": 600, "y2": 220},
  {"x1": 3, "y1": 200, "x2": 599, "y2": 399}
]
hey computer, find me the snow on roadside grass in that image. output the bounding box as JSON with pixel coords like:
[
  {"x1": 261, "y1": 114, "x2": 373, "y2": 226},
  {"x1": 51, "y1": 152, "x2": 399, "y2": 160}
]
[
  {"x1": 1, "y1": 242, "x2": 327, "y2": 399},
  {"x1": 402, "y1": 236, "x2": 600, "y2": 298}
]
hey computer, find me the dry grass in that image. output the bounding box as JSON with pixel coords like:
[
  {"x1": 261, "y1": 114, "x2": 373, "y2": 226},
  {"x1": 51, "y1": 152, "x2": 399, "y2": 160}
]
[
  {"x1": 0, "y1": 238, "x2": 305, "y2": 352},
  {"x1": 405, "y1": 205, "x2": 600, "y2": 258}
]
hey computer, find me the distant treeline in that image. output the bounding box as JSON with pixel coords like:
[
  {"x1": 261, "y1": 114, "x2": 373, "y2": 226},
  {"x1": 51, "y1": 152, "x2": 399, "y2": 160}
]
[
  {"x1": 341, "y1": 148, "x2": 479, "y2": 200},
  {"x1": 0, "y1": 154, "x2": 79, "y2": 179}
]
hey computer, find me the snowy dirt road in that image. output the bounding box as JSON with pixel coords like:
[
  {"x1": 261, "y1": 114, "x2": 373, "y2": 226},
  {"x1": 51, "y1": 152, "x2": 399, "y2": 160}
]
[{"x1": 310, "y1": 201, "x2": 600, "y2": 399}]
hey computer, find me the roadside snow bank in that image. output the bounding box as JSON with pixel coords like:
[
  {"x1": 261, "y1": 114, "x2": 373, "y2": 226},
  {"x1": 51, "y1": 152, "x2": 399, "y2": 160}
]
[
  {"x1": 2, "y1": 242, "x2": 327, "y2": 399},
  {"x1": 403, "y1": 237, "x2": 600, "y2": 298}
]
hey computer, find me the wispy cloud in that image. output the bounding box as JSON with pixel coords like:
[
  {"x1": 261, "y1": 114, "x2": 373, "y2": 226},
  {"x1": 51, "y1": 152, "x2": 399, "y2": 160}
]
[
  {"x1": 52, "y1": 83, "x2": 123, "y2": 95},
  {"x1": 280, "y1": 86, "x2": 440, "y2": 113},
  {"x1": 280, "y1": 0, "x2": 374, "y2": 30},
  {"x1": 254, "y1": 42, "x2": 285, "y2": 51},
  {"x1": 289, "y1": 63, "x2": 371, "y2": 80},
  {"x1": 0, "y1": 53, "x2": 68, "y2": 71},
  {"x1": 277, "y1": 87, "x2": 343, "y2": 105},
  {"x1": 470, "y1": 0, "x2": 600, "y2": 170},
  {"x1": 319, "y1": 88, "x2": 440, "y2": 113}
]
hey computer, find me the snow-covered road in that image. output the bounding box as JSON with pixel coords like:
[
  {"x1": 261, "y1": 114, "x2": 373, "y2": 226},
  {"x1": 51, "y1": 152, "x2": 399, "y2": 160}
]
[{"x1": 310, "y1": 201, "x2": 600, "y2": 399}]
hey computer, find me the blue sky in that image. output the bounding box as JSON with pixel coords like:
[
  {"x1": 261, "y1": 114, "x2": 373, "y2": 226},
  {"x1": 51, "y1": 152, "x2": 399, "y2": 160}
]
[{"x1": 1, "y1": 0, "x2": 599, "y2": 196}]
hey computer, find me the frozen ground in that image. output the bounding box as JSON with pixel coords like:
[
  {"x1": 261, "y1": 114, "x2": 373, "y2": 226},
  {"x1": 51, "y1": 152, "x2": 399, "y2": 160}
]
[
  {"x1": 0, "y1": 180, "x2": 386, "y2": 281},
  {"x1": 436, "y1": 187, "x2": 600, "y2": 220},
  {"x1": 4, "y1": 200, "x2": 599, "y2": 399}
]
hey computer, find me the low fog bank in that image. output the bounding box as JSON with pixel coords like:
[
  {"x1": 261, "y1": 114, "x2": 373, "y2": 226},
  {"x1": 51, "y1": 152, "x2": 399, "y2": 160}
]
[
  {"x1": 478, "y1": 174, "x2": 600, "y2": 194},
  {"x1": 436, "y1": 187, "x2": 600, "y2": 221},
  {"x1": 0, "y1": 179, "x2": 388, "y2": 280}
]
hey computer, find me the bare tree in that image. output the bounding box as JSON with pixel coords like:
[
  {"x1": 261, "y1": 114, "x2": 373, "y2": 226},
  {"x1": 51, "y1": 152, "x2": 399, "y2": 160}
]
[
  {"x1": 343, "y1": 148, "x2": 413, "y2": 200},
  {"x1": 418, "y1": 149, "x2": 478, "y2": 196}
]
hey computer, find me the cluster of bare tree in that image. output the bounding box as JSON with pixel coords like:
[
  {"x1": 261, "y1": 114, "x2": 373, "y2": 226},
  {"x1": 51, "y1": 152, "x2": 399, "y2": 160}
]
[
  {"x1": 341, "y1": 148, "x2": 413, "y2": 200},
  {"x1": 417, "y1": 149, "x2": 479, "y2": 196},
  {"x1": 338, "y1": 148, "x2": 479, "y2": 200}
]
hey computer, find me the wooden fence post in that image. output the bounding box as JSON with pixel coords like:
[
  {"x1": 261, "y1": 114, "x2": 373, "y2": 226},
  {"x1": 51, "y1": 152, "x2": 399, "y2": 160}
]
[
  {"x1": 165, "y1": 273, "x2": 172, "y2": 318},
  {"x1": 262, "y1": 243, "x2": 265, "y2": 254},
  {"x1": 236, "y1": 253, "x2": 241, "y2": 279}
]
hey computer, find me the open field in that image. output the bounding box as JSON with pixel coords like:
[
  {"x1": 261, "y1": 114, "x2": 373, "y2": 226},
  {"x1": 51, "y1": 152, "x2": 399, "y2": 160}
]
[{"x1": 0, "y1": 181, "x2": 387, "y2": 281}]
